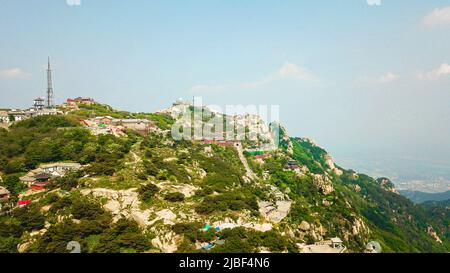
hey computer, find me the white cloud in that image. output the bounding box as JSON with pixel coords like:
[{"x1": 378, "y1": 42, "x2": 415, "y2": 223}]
[
  {"x1": 190, "y1": 62, "x2": 314, "y2": 93},
  {"x1": 0, "y1": 68, "x2": 30, "y2": 79},
  {"x1": 379, "y1": 72, "x2": 399, "y2": 83},
  {"x1": 422, "y1": 6, "x2": 450, "y2": 28},
  {"x1": 418, "y1": 63, "x2": 450, "y2": 80},
  {"x1": 355, "y1": 72, "x2": 399, "y2": 86},
  {"x1": 367, "y1": 0, "x2": 382, "y2": 7},
  {"x1": 278, "y1": 62, "x2": 313, "y2": 81},
  {"x1": 242, "y1": 62, "x2": 314, "y2": 88}
]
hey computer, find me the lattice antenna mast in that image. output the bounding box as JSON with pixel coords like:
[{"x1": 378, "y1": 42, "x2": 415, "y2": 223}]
[{"x1": 47, "y1": 57, "x2": 54, "y2": 108}]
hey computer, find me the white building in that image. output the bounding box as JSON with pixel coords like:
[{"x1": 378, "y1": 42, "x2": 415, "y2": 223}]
[
  {"x1": 40, "y1": 162, "x2": 82, "y2": 176},
  {"x1": 0, "y1": 111, "x2": 9, "y2": 123},
  {"x1": 8, "y1": 108, "x2": 61, "y2": 122}
]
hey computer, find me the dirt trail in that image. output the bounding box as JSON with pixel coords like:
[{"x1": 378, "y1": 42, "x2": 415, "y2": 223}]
[{"x1": 125, "y1": 142, "x2": 142, "y2": 169}]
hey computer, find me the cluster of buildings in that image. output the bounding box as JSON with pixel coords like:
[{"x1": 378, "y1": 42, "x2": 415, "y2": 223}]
[
  {"x1": 0, "y1": 96, "x2": 98, "y2": 124},
  {"x1": 1, "y1": 162, "x2": 81, "y2": 209},
  {"x1": 0, "y1": 97, "x2": 61, "y2": 124},
  {"x1": 80, "y1": 116, "x2": 155, "y2": 137},
  {"x1": 66, "y1": 97, "x2": 95, "y2": 106},
  {"x1": 62, "y1": 97, "x2": 96, "y2": 110},
  {"x1": 19, "y1": 162, "x2": 82, "y2": 192},
  {"x1": 0, "y1": 161, "x2": 82, "y2": 209},
  {"x1": 0, "y1": 58, "x2": 60, "y2": 124}
]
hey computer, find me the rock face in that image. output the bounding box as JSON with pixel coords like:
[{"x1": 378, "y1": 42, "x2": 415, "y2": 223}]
[
  {"x1": 81, "y1": 188, "x2": 170, "y2": 228},
  {"x1": 296, "y1": 222, "x2": 327, "y2": 242},
  {"x1": 81, "y1": 188, "x2": 182, "y2": 230},
  {"x1": 81, "y1": 187, "x2": 185, "y2": 253},
  {"x1": 81, "y1": 188, "x2": 141, "y2": 221},
  {"x1": 158, "y1": 182, "x2": 198, "y2": 198},
  {"x1": 312, "y1": 174, "x2": 334, "y2": 195},
  {"x1": 155, "y1": 209, "x2": 177, "y2": 225},
  {"x1": 213, "y1": 218, "x2": 274, "y2": 233},
  {"x1": 131, "y1": 210, "x2": 153, "y2": 227},
  {"x1": 427, "y1": 226, "x2": 443, "y2": 244},
  {"x1": 376, "y1": 178, "x2": 399, "y2": 194},
  {"x1": 351, "y1": 218, "x2": 369, "y2": 236},
  {"x1": 151, "y1": 231, "x2": 179, "y2": 253},
  {"x1": 324, "y1": 154, "x2": 343, "y2": 176},
  {"x1": 276, "y1": 123, "x2": 293, "y2": 155}
]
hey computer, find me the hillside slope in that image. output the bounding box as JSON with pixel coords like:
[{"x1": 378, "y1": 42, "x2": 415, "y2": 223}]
[
  {"x1": 399, "y1": 190, "x2": 450, "y2": 204},
  {"x1": 0, "y1": 102, "x2": 448, "y2": 253}
]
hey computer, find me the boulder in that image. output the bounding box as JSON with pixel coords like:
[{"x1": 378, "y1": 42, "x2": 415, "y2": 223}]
[
  {"x1": 313, "y1": 174, "x2": 334, "y2": 195},
  {"x1": 299, "y1": 221, "x2": 311, "y2": 231}
]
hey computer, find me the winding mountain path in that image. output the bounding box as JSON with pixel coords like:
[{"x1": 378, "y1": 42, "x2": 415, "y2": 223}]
[{"x1": 234, "y1": 142, "x2": 258, "y2": 181}]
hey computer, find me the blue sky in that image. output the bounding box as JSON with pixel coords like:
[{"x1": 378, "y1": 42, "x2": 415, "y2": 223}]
[{"x1": 1, "y1": 0, "x2": 450, "y2": 179}]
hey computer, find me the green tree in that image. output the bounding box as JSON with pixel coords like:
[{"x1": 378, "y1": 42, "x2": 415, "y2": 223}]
[
  {"x1": 138, "y1": 183, "x2": 159, "y2": 202},
  {"x1": 1, "y1": 174, "x2": 26, "y2": 196},
  {"x1": 164, "y1": 192, "x2": 185, "y2": 202}
]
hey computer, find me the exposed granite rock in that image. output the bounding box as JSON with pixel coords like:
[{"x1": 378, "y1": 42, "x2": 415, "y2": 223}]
[
  {"x1": 376, "y1": 178, "x2": 399, "y2": 194},
  {"x1": 313, "y1": 174, "x2": 334, "y2": 195},
  {"x1": 299, "y1": 221, "x2": 311, "y2": 231},
  {"x1": 427, "y1": 226, "x2": 443, "y2": 244},
  {"x1": 324, "y1": 154, "x2": 343, "y2": 176},
  {"x1": 151, "y1": 231, "x2": 179, "y2": 253}
]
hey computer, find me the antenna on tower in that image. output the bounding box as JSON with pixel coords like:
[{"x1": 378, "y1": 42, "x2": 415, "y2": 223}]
[{"x1": 46, "y1": 57, "x2": 54, "y2": 108}]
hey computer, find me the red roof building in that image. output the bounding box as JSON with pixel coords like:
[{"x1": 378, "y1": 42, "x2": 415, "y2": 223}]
[
  {"x1": 255, "y1": 154, "x2": 271, "y2": 159},
  {"x1": 18, "y1": 200, "x2": 32, "y2": 206},
  {"x1": 30, "y1": 185, "x2": 45, "y2": 191}
]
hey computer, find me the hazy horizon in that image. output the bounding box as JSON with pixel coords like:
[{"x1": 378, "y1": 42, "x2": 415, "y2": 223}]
[{"x1": 1, "y1": 0, "x2": 450, "y2": 192}]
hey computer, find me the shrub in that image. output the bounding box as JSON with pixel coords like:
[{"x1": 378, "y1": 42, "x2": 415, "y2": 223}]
[
  {"x1": 164, "y1": 192, "x2": 185, "y2": 202},
  {"x1": 138, "y1": 183, "x2": 159, "y2": 202},
  {"x1": 195, "y1": 191, "x2": 258, "y2": 215},
  {"x1": 0, "y1": 221, "x2": 24, "y2": 238},
  {"x1": 55, "y1": 171, "x2": 81, "y2": 191},
  {"x1": 143, "y1": 161, "x2": 159, "y2": 177},
  {"x1": 173, "y1": 223, "x2": 201, "y2": 236},
  {"x1": 172, "y1": 222, "x2": 215, "y2": 243},
  {"x1": 0, "y1": 237, "x2": 21, "y2": 253},
  {"x1": 49, "y1": 196, "x2": 73, "y2": 213},
  {"x1": 71, "y1": 198, "x2": 106, "y2": 220},
  {"x1": 85, "y1": 162, "x2": 115, "y2": 176},
  {"x1": 12, "y1": 206, "x2": 45, "y2": 232},
  {"x1": 93, "y1": 218, "x2": 151, "y2": 253},
  {"x1": 137, "y1": 172, "x2": 148, "y2": 181},
  {"x1": 1, "y1": 174, "x2": 26, "y2": 196}
]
